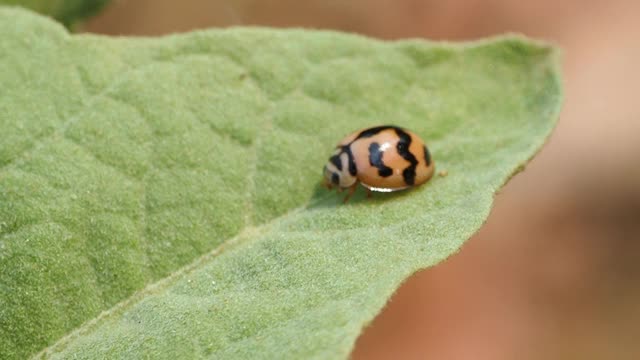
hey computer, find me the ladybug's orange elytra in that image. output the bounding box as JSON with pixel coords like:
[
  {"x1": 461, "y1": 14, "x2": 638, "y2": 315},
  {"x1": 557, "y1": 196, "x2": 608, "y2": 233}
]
[{"x1": 323, "y1": 125, "x2": 435, "y2": 202}]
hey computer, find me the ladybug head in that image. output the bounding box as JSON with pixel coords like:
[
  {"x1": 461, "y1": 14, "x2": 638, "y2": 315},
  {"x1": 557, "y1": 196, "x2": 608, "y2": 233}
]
[{"x1": 323, "y1": 150, "x2": 357, "y2": 189}]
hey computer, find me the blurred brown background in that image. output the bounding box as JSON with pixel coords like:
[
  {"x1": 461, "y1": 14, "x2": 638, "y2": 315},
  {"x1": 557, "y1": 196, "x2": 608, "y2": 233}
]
[{"x1": 83, "y1": 1, "x2": 640, "y2": 359}]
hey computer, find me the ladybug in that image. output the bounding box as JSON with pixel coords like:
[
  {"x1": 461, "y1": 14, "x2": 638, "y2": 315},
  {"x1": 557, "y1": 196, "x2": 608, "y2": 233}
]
[{"x1": 323, "y1": 125, "x2": 435, "y2": 202}]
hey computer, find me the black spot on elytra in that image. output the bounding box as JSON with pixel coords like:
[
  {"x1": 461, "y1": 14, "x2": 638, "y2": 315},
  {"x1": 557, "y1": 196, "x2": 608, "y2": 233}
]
[
  {"x1": 355, "y1": 125, "x2": 397, "y2": 140},
  {"x1": 423, "y1": 145, "x2": 431, "y2": 167},
  {"x1": 369, "y1": 142, "x2": 393, "y2": 177},
  {"x1": 395, "y1": 128, "x2": 418, "y2": 186}
]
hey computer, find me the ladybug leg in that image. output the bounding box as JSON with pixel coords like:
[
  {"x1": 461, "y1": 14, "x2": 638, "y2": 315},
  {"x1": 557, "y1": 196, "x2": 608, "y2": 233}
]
[
  {"x1": 366, "y1": 188, "x2": 372, "y2": 198},
  {"x1": 342, "y1": 183, "x2": 358, "y2": 203}
]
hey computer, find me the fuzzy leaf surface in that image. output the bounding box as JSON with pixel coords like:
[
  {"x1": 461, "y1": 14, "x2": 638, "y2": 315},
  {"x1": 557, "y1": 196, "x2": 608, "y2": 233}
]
[{"x1": 0, "y1": 8, "x2": 562, "y2": 359}]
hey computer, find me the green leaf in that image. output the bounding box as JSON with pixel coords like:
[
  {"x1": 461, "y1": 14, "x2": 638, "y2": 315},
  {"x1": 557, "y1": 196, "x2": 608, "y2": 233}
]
[
  {"x1": 0, "y1": 0, "x2": 109, "y2": 27},
  {"x1": 0, "y1": 7, "x2": 562, "y2": 360}
]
